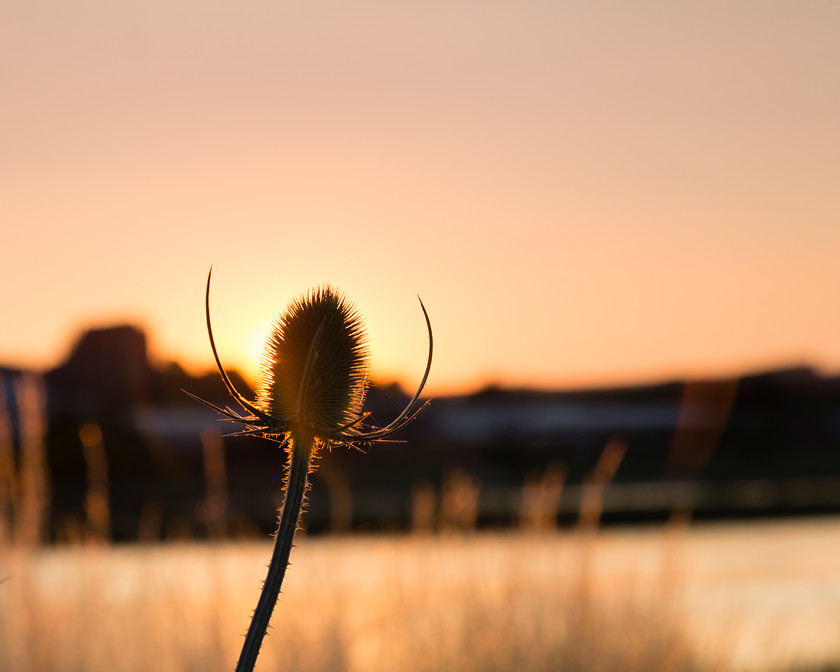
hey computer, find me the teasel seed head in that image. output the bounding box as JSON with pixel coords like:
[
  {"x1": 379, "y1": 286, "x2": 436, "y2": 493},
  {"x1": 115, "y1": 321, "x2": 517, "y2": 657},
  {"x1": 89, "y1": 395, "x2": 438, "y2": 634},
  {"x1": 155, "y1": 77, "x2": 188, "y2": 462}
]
[
  {"x1": 185, "y1": 268, "x2": 433, "y2": 450},
  {"x1": 258, "y1": 286, "x2": 369, "y2": 437}
]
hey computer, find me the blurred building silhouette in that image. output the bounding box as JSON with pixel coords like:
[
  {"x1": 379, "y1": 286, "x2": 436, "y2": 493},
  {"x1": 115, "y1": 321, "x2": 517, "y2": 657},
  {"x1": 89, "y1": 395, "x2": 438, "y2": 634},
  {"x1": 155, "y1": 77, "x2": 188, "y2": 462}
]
[
  {"x1": 2, "y1": 324, "x2": 840, "y2": 541},
  {"x1": 47, "y1": 325, "x2": 152, "y2": 417}
]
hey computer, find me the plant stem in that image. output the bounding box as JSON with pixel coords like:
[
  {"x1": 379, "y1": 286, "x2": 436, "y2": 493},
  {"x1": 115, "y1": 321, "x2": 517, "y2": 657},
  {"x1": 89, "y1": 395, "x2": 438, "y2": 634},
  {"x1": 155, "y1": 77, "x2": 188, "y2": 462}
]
[{"x1": 235, "y1": 431, "x2": 313, "y2": 672}]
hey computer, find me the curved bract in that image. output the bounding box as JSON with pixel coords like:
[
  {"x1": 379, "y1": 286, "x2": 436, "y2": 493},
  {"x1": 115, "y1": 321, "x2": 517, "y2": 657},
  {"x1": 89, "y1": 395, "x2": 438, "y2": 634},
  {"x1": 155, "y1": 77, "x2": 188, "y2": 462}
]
[{"x1": 185, "y1": 268, "x2": 433, "y2": 448}]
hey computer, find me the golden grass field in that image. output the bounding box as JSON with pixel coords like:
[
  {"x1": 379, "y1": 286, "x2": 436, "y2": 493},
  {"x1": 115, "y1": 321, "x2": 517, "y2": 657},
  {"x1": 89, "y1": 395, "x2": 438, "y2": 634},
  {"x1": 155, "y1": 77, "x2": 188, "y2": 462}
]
[{"x1": 2, "y1": 517, "x2": 840, "y2": 672}]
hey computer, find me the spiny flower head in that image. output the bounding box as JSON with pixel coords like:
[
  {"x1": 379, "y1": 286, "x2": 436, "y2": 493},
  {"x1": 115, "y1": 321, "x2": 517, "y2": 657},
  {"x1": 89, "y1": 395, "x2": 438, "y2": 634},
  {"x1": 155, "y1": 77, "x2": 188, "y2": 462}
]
[
  {"x1": 186, "y1": 269, "x2": 432, "y2": 449},
  {"x1": 258, "y1": 286, "x2": 368, "y2": 435}
]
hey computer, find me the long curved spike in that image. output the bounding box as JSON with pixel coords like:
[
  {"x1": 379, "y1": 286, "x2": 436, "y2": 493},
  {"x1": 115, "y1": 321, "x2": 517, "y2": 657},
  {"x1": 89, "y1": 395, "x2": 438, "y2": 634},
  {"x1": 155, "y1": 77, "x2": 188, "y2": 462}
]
[
  {"x1": 410, "y1": 296, "x2": 434, "y2": 402},
  {"x1": 181, "y1": 388, "x2": 252, "y2": 423},
  {"x1": 350, "y1": 400, "x2": 431, "y2": 442},
  {"x1": 323, "y1": 411, "x2": 372, "y2": 437},
  {"x1": 368, "y1": 296, "x2": 433, "y2": 436},
  {"x1": 204, "y1": 268, "x2": 274, "y2": 423}
]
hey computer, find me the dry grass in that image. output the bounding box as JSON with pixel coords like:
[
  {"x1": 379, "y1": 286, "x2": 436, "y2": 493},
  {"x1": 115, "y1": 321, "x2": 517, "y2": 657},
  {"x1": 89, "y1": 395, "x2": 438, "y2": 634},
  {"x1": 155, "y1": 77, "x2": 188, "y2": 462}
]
[
  {"x1": 3, "y1": 517, "x2": 840, "y2": 671},
  {"x1": 0, "y1": 529, "x2": 718, "y2": 672}
]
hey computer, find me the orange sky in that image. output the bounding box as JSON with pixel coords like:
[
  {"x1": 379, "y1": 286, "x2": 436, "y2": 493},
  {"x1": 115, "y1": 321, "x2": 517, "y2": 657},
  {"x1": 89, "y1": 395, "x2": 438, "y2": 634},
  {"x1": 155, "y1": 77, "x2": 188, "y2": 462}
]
[{"x1": 2, "y1": 1, "x2": 839, "y2": 396}]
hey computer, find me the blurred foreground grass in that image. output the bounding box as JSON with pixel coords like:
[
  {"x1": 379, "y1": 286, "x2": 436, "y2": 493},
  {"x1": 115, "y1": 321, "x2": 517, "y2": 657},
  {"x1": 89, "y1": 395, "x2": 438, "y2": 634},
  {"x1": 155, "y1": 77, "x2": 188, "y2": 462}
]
[{"x1": 2, "y1": 519, "x2": 840, "y2": 672}]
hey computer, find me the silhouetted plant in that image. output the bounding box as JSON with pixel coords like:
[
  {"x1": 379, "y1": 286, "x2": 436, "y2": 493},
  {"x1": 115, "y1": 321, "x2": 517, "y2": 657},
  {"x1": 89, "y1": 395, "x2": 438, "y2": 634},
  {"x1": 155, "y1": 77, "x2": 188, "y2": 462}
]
[{"x1": 186, "y1": 269, "x2": 432, "y2": 672}]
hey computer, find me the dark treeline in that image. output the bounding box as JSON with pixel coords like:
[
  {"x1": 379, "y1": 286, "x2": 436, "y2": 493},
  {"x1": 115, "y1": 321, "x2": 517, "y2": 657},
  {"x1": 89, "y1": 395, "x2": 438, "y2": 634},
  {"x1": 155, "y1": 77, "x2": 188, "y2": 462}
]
[{"x1": 2, "y1": 324, "x2": 840, "y2": 542}]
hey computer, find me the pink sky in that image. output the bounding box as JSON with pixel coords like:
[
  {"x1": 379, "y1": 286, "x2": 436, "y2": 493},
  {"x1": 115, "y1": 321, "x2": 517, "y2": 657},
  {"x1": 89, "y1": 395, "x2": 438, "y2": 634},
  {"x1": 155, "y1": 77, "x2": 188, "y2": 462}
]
[{"x1": 2, "y1": 1, "x2": 839, "y2": 395}]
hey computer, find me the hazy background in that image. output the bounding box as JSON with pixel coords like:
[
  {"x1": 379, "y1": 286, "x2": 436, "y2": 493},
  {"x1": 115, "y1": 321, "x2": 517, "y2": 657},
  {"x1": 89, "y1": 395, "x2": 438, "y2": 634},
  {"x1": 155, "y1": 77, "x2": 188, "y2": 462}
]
[
  {"x1": 2, "y1": 0, "x2": 839, "y2": 395},
  {"x1": 3, "y1": 7, "x2": 840, "y2": 670}
]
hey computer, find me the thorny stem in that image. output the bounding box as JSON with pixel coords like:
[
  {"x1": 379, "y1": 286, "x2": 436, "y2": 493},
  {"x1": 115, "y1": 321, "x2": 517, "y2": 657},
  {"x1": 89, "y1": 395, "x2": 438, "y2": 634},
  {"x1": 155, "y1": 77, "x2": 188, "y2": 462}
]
[{"x1": 235, "y1": 431, "x2": 314, "y2": 672}]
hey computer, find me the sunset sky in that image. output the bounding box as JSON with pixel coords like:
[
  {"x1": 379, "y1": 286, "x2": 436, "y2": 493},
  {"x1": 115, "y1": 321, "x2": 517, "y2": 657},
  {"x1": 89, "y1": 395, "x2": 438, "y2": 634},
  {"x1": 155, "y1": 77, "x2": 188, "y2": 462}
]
[{"x1": 2, "y1": 1, "x2": 839, "y2": 396}]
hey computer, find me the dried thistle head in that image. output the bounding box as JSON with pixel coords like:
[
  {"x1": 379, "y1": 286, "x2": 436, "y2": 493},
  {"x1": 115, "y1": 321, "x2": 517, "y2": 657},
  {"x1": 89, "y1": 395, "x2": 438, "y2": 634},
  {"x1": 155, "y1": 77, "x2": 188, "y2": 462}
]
[
  {"x1": 258, "y1": 286, "x2": 369, "y2": 435},
  {"x1": 186, "y1": 269, "x2": 432, "y2": 448}
]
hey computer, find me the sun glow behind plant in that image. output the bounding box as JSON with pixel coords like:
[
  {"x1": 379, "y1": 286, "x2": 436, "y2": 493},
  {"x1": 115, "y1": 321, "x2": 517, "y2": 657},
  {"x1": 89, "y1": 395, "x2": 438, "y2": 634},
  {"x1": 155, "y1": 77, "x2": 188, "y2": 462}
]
[{"x1": 1, "y1": 0, "x2": 839, "y2": 394}]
